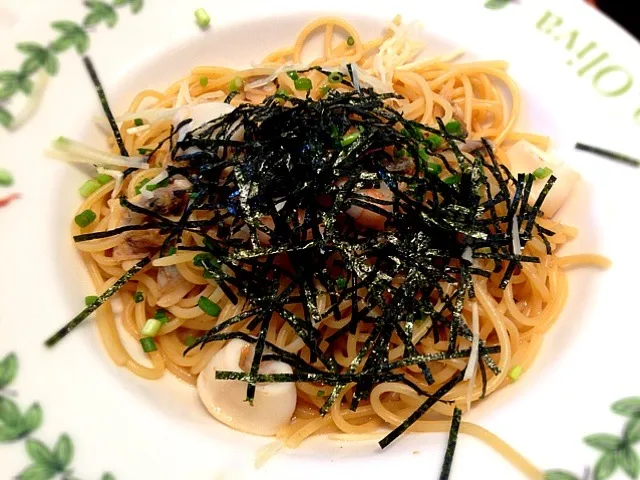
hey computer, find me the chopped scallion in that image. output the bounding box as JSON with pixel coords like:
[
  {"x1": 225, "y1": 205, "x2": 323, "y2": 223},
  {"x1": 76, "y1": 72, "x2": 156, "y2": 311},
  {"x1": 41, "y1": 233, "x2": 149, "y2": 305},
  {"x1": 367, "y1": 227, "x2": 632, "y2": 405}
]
[
  {"x1": 154, "y1": 309, "x2": 169, "y2": 323},
  {"x1": 427, "y1": 163, "x2": 442, "y2": 175},
  {"x1": 79, "y1": 179, "x2": 101, "y2": 198},
  {"x1": 445, "y1": 121, "x2": 462, "y2": 136},
  {"x1": 319, "y1": 85, "x2": 331, "y2": 97},
  {"x1": 200, "y1": 76, "x2": 208, "y2": 87},
  {"x1": 198, "y1": 296, "x2": 221, "y2": 317},
  {"x1": 138, "y1": 148, "x2": 152, "y2": 155},
  {"x1": 74, "y1": 209, "x2": 97, "y2": 228},
  {"x1": 328, "y1": 72, "x2": 343, "y2": 83},
  {"x1": 140, "y1": 337, "x2": 157, "y2": 353},
  {"x1": 95, "y1": 174, "x2": 112, "y2": 185},
  {"x1": 532, "y1": 167, "x2": 553, "y2": 179},
  {"x1": 228, "y1": 76, "x2": 244, "y2": 92},
  {"x1": 194, "y1": 8, "x2": 211, "y2": 29},
  {"x1": 167, "y1": 246, "x2": 177, "y2": 256},
  {"x1": 294, "y1": 77, "x2": 312, "y2": 91},
  {"x1": 287, "y1": 71, "x2": 299, "y2": 81},
  {"x1": 84, "y1": 295, "x2": 98, "y2": 306},
  {"x1": 426, "y1": 134, "x2": 443, "y2": 150},
  {"x1": 133, "y1": 291, "x2": 144, "y2": 303},
  {"x1": 134, "y1": 118, "x2": 143, "y2": 127},
  {"x1": 141, "y1": 319, "x2": 162, "y2": 337},
  {"x1": 444, "y1": 174, "x2": 461, "y2": 185},
  {"x1": 340, "y1": 131, "x2": 360, "y2": 147},
  {"x1": 135, "y1": 178, "x2": 151, "y2": 195},
  {"x1": 184, "y1": 335, "x2": 197, "y2": 347},
  {"x1": 509, "y1": 365, "x2": 523, "y2": 381},
  {"x1": 336, "y1": 277, "x2": 347, "y2": 289},
  {"x1": 418, "y1": 149, "x2": 428, "y2": 161},
  {"x1": 346, "y1": 36, "x2": 355, "y2": 46}
]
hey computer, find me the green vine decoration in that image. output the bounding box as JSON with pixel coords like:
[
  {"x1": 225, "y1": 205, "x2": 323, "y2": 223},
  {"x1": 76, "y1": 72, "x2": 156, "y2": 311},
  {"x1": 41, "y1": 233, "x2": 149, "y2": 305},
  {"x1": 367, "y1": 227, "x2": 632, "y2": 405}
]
[
  {"x1": 484, "y1": 0, "x2": 511, "y2": 9},
  {"x1": 0, "y1": 0, "x2": 144, "y2": 129},
  {"x1": 546, "y1": 398, "x2": 640, "y2": 480},
  {"x1": 0, "y1": 353, "x2": 115, "y2": 480}
]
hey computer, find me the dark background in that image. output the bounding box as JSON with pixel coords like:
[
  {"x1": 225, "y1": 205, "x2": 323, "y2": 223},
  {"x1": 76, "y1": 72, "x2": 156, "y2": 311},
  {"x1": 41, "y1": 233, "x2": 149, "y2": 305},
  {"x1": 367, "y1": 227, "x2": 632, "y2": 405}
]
[{"x1": 596, "y1": 1, "x2": 639, "y2": 38}]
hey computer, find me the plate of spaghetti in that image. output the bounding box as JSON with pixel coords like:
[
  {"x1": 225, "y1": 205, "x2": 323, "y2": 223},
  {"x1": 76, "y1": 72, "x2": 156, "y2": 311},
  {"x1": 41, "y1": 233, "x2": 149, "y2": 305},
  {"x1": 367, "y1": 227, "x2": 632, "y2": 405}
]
[{"x1": 1, "y1": 1, "x2": 639, "y2": 479}]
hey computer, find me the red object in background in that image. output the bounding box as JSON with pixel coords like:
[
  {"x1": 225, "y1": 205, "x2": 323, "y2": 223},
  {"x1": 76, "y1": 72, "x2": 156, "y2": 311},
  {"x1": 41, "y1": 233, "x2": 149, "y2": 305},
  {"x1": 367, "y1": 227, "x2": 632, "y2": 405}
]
[
  {"x1": 0, "y1": 193, "x2": 20, "y2": 208},
  {"x1": 591, "y1": 1, "x2": 640, "y2": 39}
]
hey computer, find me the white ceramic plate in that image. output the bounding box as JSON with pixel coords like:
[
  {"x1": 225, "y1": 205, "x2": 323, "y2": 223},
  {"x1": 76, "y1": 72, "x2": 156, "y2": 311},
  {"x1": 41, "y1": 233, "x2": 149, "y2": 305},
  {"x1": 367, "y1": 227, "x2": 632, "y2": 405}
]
[{"x1": 1, "y1": 1, "x2": 639, "y2": 479}]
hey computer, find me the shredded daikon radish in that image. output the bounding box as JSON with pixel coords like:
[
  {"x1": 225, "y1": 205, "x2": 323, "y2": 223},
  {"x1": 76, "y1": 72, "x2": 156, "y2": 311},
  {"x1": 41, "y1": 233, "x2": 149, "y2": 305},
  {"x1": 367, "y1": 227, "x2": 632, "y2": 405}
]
[
  {"x1": 96, "y1": 167, "x2": 124, "y2": 199},
  {"x1": 464, "y1": 301, "x2": 480, "y2": 410},
  {"x1": 245, "y1": 63, "x2": 309, "y2": 90},
  {"x1": 512, "y1": 217, "x2": 522, "y2": 256},
  {"x1": 50, "y1": 137, "x2": 148, "y2": 169},
  {"x1": 126, "y1": 124, "x2": 150, "y2": 135}
]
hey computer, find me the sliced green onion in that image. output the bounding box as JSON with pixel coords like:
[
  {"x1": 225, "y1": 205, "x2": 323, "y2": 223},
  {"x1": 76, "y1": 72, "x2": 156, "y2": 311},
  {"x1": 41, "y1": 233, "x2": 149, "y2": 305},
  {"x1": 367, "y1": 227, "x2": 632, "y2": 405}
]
[
  {"x1": 133, "y1": 291, "x2": 144, "y2": 303},
  {"x1": 294, "y1": 77, "x2": 312, "y2": 91},
  {"x1": 532, "y1": 167, "x2": 553, "y2": 179},
  {"x1": 198, "y1": 296, "x2": 221, "y2": 317},
  {"x1": 140, "y1": 337, "x2": 157, "y2": 353},
  {"x1": 167, "y1": 246, "x2": 177, "y2": 256},
  {"x1": 346, "y1": 36, "x2": 355, "y2": 46},
  {"x1": 145, "y1": 178, "x2": 170, "y2": 192},
  {"x1": 444, "y1": 174, "x2": 461, "y2": 185},
  {"x1": 340, "y1": 131, "x2": 360, "y2": 148},
  {"x1": 445, "y1": 120, "x2": 462, "y2": 136},
  {"x1": 79, "y1": 179, "x2": 101, "y2": 198},
  {"x1": 427, "y1": 163, "x2": 442, "y2": 175},
  {"x1": 200, "y1": 76, "x2": 208, "y2": 87},
  {"x1": 287, "y1": 71, "x2": 299, "y2": 81},
  {"x1": 95, "y1": 174, "x2": 112, "y2": 185},
  {"x1": 426, "y1": 134, "x2": 443, "y2": 150},
  {"x1": 154, "y1": 309, "x2": 169, "y2": 323},
  {"x1": 184, "y1": 335, "x2": 197, "y2": 347},
  {"x1": 395, "y1": 148, "x2": 406, "y2": 158},
  {"x1": 509, "y1": 365, "x2": 523, "y2": 381},
  {"x1": 194, "y1": 8, "x2": 211, "y2": 29},
  {"x1": 74, "y1": 209, "x2": 97, "y2": 228},
  {"x1": 138, "y1": 148, "x2": 152, "y2": 155},
  {"x1": 418, "y1": 149, "x2": 429, "y2": 161},
  {"x1": 319, "y1": 85, "x2": 331, "y2": 97},
  {"x1": 336, "y1": 277, "x2": 347, "y2": 289},
  {"x1": 135, "y1": 178, "x2": 151, "y2": 195},
  {"x1": 228, "y1": 76, "x2": 244, "y2": 92},
  {"x1": 141, "y1": 319, "x2": 162, "y2": 337},
  {"x1": 317, "y1": 390, "x2": 325, "y2": 397},
  {"x1": 84, "y1": 295, "x2": 98, "y2": 306},
  {"x1": 134, "y1": 118, "x2": 143, "y2": 127},
  {"x1": 328, "y1": 72, "x2": 343, "y2": 83},
  {"x1": 0, "y1": 168, "x2": 14, "y2": 187}
]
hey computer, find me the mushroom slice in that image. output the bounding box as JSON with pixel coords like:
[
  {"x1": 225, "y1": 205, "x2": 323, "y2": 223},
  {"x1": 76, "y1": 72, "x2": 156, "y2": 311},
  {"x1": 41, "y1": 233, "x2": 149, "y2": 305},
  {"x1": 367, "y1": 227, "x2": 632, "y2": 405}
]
[
  {"x1": 197, "y1": 339, "x2": 297, "y2": 436},
  {"x1": 505, "y1": 139, "x2": 580, "y2": 217}
]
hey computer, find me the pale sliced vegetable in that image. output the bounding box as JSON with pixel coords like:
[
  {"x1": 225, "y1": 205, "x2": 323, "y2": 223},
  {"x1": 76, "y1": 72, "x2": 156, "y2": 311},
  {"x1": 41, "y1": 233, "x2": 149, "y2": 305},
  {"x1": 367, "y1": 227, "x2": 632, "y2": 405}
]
[
  {"x1": 96, "y1": 167, "x2": 125, "y2": 199},
  {"x1": 50, "y1": 137, "x2": 148, "y2": 169},
  {"x1": 173, "y1": 101, "x2": 239, "y2": 143},
  {"x1": 196, "y1": 339, "x2": 297, "y2": 436},
  {"x1": 505, "y1": 140, "x2": 580, "y2": 217}
]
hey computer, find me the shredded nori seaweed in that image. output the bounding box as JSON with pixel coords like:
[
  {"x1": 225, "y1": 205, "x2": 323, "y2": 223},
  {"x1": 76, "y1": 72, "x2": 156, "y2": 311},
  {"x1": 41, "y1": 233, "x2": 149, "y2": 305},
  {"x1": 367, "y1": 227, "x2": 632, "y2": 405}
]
[
  {"x1": 49, "y1": 79, "x2": 560, "y2": 451},
  {"x1": 440, "y1": 407, "x2": 463, "y2": 479}
]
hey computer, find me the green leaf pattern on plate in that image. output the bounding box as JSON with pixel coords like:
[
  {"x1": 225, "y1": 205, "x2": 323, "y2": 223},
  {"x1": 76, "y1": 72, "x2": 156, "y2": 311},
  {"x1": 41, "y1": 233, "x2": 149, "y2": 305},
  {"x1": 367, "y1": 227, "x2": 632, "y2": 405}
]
[
  {"x1": 0, "y1": 353, "x2": 114, "y2": 479},
  {"x1": 0, "y1": 0, "x2": 144, "y2": 129},
  {"x1": 484, "y1": 0, "x2": 511, "y2": 9},
  {"x1": 548, "y1": 398, "x2": 640, "y2": 480}
]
